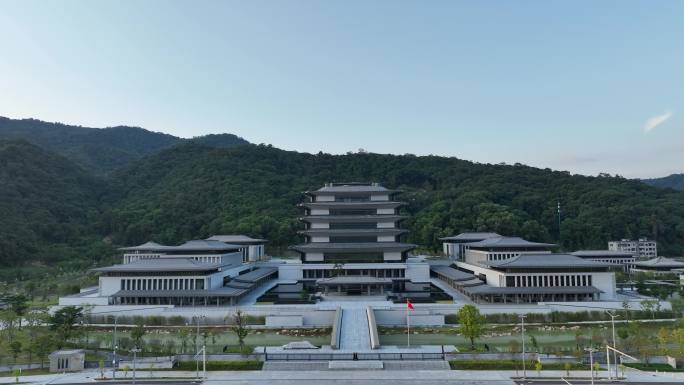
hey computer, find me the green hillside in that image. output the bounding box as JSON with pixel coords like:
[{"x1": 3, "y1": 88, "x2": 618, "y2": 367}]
[
  {"x1": 0, "y1": 140, "x2": 113, "y2": 280},
  {"x1": 105, "y1": 143, "x2": 684, "y2": 257},
  {"x1": 643, "y1": 174, "x2": 684, "y2": 191},
  {"x1": 0, "y1": 117, "x2": 249, "y2": 174},
  {"x1": 1, "y1": 126, "x2": 684, "y2": 283}
]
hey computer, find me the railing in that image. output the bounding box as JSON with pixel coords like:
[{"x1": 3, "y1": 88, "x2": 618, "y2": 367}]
[{"x1": 265, "y1": 352, "x2": 445, "y2": 361}]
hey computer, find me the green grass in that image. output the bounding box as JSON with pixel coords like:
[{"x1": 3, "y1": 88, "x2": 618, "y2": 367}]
[
  {"x1": 175, "y1": 361, "x2": 263, "y2": 371},
  {"x1": 0, "y1": 367, "x2": 51, "y2": 376},
  {"x1": 449, "y1": 360, "x2": 592, "y2": 370}
]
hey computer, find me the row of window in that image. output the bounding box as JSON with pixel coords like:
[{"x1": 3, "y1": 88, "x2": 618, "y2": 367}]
[
  {"x1": 303, "y1": 268, "x2": 405, "y2": 279},
  {"x1": 487, "y1": 253, "x2": 520, "y2": 261},
  {"x1": 505, "y1": 274, "x2": 593, "y2": 287},
  {"x1": 120, "y1": 278, "x2": 205, "y2": 291}
]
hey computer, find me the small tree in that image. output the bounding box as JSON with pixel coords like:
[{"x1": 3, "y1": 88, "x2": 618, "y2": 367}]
[
  {"x1": 564, "y1": 362, "x2": 571, "y2": 377},
  {"x1": 657, "y1": 327, "x2": 671, "y2": 355},
  {"x1": 457, "y1": 305, "x2": 484, "y2": 350},
  {"x1": 49, "y1": 306, "x2": 83, "y2": 348},
  {"x1": 593, "y1": 361, "x2": 600, "y2": 375},
  {"x1": 672, "y1": 328, "x2": 684, "y2": 361},
  {"x1": 131, "y1": 322, "x2": 146, "y2": 352},
  {"x1": 229, "y1": 309, "x2": 251, "y2": 354},
  {"x1": 9, "y1": 340, "x2": 22, "y2": 363},
  {"x1": 535, "y1": 361, "x2": 542, "y2": 376}
]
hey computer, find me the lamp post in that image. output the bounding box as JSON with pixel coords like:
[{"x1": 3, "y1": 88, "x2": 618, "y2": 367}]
[
  {"x1": 112, "y1": 315, "x2": 118, "y2": 379},
  {"x1": 606, "y1": 310, "x2": 619, "y2": 379},
  {"x1": 194, "y1": 315, "x2": 206, "y2": 381},
  {"x1": 585, "y1": 347, "x2": 597, "y2": 385},
  {"x1": 519, "y1": 314, "x2": 527, "y2": 379},
  {"x1": 131, "y1": 347, "x2": 141, "y2": 385}
]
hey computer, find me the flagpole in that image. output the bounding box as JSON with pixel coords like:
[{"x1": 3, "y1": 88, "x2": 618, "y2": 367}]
[{"x1": 406, "y1": 299, "x2": 410, "y2": 347}]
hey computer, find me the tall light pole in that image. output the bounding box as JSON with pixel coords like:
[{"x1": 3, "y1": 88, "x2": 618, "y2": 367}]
[
  {"x1": 585, "y1": 347, "x2": 597, "y2": 385},
  {"x1": 519, "y1": 314, "x2": 527, "y2": 378},
  {"x1": 131, "y1": 347, "x2": 141, "y2": 385},
  {"x1": 606, "y1": 310, "x2": 619, "y2": 379},
  {"x1": 194, "y1": 315, "x2": 206, "y2": 381},
  {"x1": 112, "y1": 315, "x2": 118, "y2": 379}
]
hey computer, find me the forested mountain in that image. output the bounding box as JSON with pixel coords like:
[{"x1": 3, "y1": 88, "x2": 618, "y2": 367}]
[
  {"x1": 0, "y1": 117, "x2": 250, "y2": 174},
  {"x1": 0, "y1": 140, "x2": 110, "y2": 280},
  {"x1": 105, "y1": 143, "x2": 684, "y2": 257},
  {"x1": 1, "y1": 125, "x2": 684, "y2": 282},
  {"x1": 643, "y1": 174, "x2": 684, "y2": 191}
]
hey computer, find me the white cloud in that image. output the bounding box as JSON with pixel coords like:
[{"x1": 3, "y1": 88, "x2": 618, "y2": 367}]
[{"x1": 643, "y1": 110, "x2": 673, "y2": 133}]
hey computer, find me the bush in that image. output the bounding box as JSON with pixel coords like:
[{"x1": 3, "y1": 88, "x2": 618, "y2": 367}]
[
  {"x1": 445, "y1": 314, "x2": 458, "y2": 324},
  {"x1": 175, "y1": 361, "x2": 263, "y2": 371},
  {"x1": 449, "y1": 360, "x2": 589, "y2": 370}
]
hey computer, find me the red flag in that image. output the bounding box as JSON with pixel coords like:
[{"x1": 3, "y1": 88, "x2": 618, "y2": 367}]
[{"x1": 406, "y1": 299, "x2": 414, "y2": 310}]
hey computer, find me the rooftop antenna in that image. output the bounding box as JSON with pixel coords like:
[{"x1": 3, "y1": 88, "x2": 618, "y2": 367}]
[{"x1": 557, "y1": 199, "x2": 562, "y2": 247}]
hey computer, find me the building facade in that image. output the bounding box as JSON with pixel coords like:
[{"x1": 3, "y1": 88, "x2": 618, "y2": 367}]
[
  {"x1": 439, "y1": 232, "x2": 501, "y2": 260},
  {"x1": 571, "y1": 250, "x2": 636, "y2": 272},
  {"x1": 435, "y1": 234, "x2": 618, "y2": 303},
  {"x1": 608, "y1": 238, "x2": 657, "y2": 258},
  {"x1": 283, "y1": 182, "x2": 430, "y2": 295}
]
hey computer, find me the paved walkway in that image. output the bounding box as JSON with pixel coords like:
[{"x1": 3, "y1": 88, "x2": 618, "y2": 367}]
[
  {"x1": 6, "y1": 368, "x2": 684, "y2": 385},
  {"x1": 340, "y1": 307, "x2": 370, "y2": 351}
]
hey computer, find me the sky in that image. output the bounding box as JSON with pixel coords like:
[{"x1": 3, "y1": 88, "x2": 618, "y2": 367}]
[{"x1": 0, "y1": 1, "x2": 682, "y2": 178}]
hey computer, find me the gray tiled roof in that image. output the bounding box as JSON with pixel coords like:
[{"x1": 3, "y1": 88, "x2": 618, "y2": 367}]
[
  {"x1": 312, "y1": 183, "x2": 392, "y2": 194},
  {"x1": 462, "y1": 285, "x2": 602, "y2": 295},
  {"x1": 92, "y1": 258, "x2": 225, "y2": 273},
  {"x1": 299, "y1": 229, "x2": 407, "y2": 236},
  {"x1": 572, "y1": 250, "x2": 635, "y2": 258},
  {"x1": 466, "y1": 236, "x2": 556, "y2": 249},
  {"x1": 300, "y1": 201, "x2": 403, "y2": 208},
  {"x1": 119, "y1": 239, "x2": 242, "y2": 252},
  {"x1": 302, "y1": 215, "x2": 406, "y2": 222},
  {"x1": 206, "y1": 235, "x2": 267, "y2": 244},
  {"x1": 233, "y1": 267, "x2": 278, "y2": 283},
  {"x1": 633, "y1": 257, "x2": 684, "y2": 268},
  {"x1": 439, "y1": 232, "x2": 502, "y2": 242},
  {"x1": 481, "y1": 253, "x2": 614, "y2": 269},
  {"x1": 112, "y1": 287, "x2": 247, "y2": 297},
  {"x1": 430, "y1": 265, "x2": 476, "y2": 281},
  {"x1": 290, "y1": 242, "x2": 416, "y2": 252}
]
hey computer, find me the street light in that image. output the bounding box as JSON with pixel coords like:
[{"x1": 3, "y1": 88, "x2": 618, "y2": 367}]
[
  {"x1": 112, "y1": 315, "x2": 118, "y2": 379},
  {"x1": 131, "y1": 347, "x2": 142, "y2": 385},
  {"x1": 584, "y1": 347, "x2": 597, "y2": 385},
  {"x1": 605, "y1": 310, "x2": 619, "y2": 380},
  {"x1": 519, "y1": 314, "x2": 527, "y2": 379},
  {"x1": 193, "y1": 315, "x2": 206, "y2": 381}
]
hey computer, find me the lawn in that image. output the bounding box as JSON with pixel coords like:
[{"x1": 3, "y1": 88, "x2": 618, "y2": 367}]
[{"x1": 378, "y1": 322, "x2": 671, "y2": 353}]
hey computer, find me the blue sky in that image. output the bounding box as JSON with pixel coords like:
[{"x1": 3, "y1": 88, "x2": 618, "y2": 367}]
[{"x1": 1, "y1": 1, "x2": 682, "y2": 178}]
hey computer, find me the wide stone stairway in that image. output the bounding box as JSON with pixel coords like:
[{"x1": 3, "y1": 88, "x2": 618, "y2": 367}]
[{"x1": 339, "y1": 307, "x2": 371, "y2": 351}]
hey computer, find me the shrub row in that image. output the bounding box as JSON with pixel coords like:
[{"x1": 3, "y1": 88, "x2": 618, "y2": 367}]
[
  {"x1": 449, "y1": 360, "x2": 590, "y2": 370},
  {"x1": 444, "y1": 310, "x2": 675, "y2": 325},
  {"x1": 86, "y1": 314, "x2": 266, "y2": 326},
  {"x1": 175, "y1": 360, "x2": 263, "y2": 371},
  {"x1": 624, "y1": 363, "x2": 684, "y2": 372}
]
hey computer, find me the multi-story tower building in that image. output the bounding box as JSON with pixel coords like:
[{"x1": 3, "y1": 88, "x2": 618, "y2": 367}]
[
  {"x1": 608, "y1": 238, "x2": 658, "y2": 258},
  {"x1": 292, "y1": 182, "x2": 415, "y2": 263},
  {"x1": 287, "y1": 182, "x2": 422, "y2": 295}
]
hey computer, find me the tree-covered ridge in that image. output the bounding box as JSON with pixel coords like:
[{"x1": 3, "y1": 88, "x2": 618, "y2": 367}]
[
  {"x1": 105, "y1": 143, "x2": 684, "y2": 256},
  {"x1": 0, "y1": 117, "x2": 250, "y2": 174},
  {"x1": 0, "y1": 140, "x2": 111, "y2": 276},
  {"x1": 643, "y1": 174, "x2": 684, "y2": 191}
]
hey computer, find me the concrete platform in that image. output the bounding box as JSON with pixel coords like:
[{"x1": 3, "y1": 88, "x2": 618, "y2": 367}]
[{"x1": 329, "y1": 360, "x2": 384, "y2": 370}]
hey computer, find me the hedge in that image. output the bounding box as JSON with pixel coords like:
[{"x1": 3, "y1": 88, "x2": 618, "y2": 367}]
[
  {"x1": 449, "y1": 360, "x2": 591, "y2": 370},
  {"x1": 445, "y1": 310, "x2": 676, "y2": 325},
  {"x1": 624, "y1": 363, "x2": 684, "y2": 372},
  {"x1": 175, "y1": 361, "x2": 263, "y2": 371}
]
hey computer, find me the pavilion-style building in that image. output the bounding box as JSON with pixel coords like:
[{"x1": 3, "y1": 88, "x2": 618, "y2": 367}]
[
  {"x1": 288, "y1": 182, "x2": 421, "y2": 295},
  {"x1": 434, "y1": 233, "x2": 618, "y2": 303}
]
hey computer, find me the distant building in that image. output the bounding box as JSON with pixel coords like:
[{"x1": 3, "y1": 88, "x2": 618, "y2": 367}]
[
  {"x1": 59, "y1": 237, "x2": 277, "y2": 307},
  {"x1": 439, "y1": 232, "x2": 501, "y2": 260},
  {"x1": 206, "y1": 235, "x2": 267, "y2": 262},
  {"x1": 608, "y1": 238, "x2": 657, "y2": 258},
  {"x1": 432, "y1": 234, "x2": 618, "y2": 303},
  {"x1": 49, "y1": 349, "x2": 85, "y2": 373},
  {"x1": 571, "y1": 250, "x2": 636, "y2": 272},
  {"x1": 632, "y1": 257, "x2": 684, "y2": 274}
]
